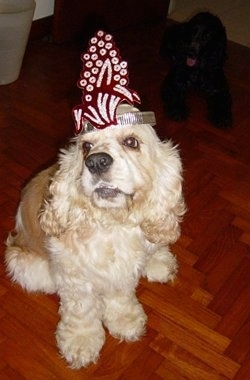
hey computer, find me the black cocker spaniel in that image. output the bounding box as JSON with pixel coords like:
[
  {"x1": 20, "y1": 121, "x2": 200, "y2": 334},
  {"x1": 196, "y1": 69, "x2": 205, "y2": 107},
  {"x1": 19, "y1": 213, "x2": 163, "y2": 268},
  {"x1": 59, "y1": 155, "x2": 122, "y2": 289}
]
[{"x1": 160, "y1": 12, "x2": 232, "y2": 128}]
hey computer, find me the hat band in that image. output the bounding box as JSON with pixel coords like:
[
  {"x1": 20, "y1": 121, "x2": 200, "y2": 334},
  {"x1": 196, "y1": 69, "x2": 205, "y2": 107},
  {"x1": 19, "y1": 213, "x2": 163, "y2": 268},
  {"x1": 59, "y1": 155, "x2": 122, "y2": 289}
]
[{"x1": 82, "y1": 111, "x2": 156, "y2": 133}]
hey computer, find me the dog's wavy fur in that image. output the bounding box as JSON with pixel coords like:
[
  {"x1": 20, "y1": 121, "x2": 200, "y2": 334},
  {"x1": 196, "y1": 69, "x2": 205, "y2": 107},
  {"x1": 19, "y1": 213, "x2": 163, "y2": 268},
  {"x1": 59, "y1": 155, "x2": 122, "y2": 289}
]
[
  {"x1": 5, "y1": 105, "x2": 185, "y2": 368},
  {"x1": 161, "y1": 12, "x2": 232, "y2": 128}
]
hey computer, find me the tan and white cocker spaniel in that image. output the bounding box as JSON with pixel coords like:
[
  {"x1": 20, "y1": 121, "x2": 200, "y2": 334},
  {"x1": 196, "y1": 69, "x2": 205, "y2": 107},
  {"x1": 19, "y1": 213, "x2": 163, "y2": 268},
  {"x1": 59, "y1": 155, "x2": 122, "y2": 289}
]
[{"x1": 5, "y1": 105, "x2": 185, "y2": 368}]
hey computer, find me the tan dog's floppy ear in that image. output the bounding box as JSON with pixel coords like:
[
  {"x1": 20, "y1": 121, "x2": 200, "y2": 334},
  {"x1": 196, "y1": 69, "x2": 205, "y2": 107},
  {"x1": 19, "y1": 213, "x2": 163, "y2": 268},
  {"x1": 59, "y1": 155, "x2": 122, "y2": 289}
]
[
  {"x1": 141, "y1": 140, "x2": 186, "y2": 245},
  {"x1": 39, "y1": 169, "x2": 70, "y2": 236},
  {"x1": 39, "y1": 143, "x2": 87, "y2": 236}
]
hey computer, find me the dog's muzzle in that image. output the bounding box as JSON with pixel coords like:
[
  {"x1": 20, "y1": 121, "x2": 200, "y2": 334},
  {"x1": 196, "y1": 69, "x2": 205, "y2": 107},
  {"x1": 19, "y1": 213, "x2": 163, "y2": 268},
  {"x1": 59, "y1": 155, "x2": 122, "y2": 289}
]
[
  {"x1": 85, "y1": 152, "x2": 113, "y2": 175},
  {"x1": 95, "y1": 185, "x2": 122, "y2": 198}
]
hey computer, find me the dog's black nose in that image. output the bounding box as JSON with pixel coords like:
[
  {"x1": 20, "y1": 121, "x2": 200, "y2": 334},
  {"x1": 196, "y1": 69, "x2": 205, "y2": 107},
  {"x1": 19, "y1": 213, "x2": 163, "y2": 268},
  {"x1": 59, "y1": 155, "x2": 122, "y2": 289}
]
[{"x1": 85, "y1": 153, "x2": 113, "y2": 175}]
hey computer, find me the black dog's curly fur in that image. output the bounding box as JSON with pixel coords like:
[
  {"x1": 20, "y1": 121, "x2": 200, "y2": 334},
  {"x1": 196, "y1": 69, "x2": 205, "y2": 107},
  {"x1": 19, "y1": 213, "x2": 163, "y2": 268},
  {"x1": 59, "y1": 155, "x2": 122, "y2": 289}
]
[{"x1": 160, "y1": 12, "x2": 232, "y2": 128}]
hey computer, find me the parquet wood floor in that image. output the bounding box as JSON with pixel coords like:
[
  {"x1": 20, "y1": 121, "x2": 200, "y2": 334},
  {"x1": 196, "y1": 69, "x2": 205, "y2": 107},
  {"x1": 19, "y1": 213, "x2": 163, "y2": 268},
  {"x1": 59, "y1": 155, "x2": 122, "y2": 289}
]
[{"x1": 0, "y1": 21, "x2": 249, "y2": 379}]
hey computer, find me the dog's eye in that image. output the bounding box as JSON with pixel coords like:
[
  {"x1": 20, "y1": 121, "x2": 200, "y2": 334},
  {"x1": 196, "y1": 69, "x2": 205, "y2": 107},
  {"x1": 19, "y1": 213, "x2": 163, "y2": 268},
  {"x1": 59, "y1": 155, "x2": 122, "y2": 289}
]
[
  {"x1": 123, "y1": 136, "x2": 139, "y2": 149},
  {"x1": 82, "y1": 141, "x2": 93, "y2": 153}
]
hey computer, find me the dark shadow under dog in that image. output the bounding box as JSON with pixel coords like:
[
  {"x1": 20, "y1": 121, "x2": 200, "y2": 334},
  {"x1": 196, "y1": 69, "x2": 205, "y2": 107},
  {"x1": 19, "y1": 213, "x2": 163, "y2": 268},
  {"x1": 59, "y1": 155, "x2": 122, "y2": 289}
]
[{"x1": 160, "y1": 12, "x2": 232, "y2": 128}]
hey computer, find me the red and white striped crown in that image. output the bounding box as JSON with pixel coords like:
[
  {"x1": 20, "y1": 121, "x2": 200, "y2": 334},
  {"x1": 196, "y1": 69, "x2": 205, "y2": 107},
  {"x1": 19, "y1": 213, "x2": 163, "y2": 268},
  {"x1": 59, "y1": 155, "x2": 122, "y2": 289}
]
[{"x1": 72, "y1": 30, "x2": 155, "y2": 134}]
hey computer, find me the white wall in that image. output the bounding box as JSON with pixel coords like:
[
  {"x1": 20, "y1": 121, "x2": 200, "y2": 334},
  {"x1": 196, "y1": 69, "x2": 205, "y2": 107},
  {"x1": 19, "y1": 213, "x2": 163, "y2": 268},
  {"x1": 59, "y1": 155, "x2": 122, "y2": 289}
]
[{"x1": 33, "y1": 0, "x2": 55, "y2": 20}]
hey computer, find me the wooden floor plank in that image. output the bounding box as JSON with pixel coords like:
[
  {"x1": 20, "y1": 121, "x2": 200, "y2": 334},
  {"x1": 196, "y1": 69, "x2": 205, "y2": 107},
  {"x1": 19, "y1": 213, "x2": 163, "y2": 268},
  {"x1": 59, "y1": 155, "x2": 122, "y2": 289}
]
[{"x1": 148, "y1": 313, "x2": 240, "y2": 379}]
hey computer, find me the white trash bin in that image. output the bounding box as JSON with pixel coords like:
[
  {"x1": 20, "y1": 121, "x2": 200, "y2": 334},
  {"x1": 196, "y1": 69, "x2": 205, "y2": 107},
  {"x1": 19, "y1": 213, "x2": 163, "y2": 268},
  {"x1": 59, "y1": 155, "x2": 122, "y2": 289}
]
[{"x1": 0, "y1": 0, "x2": 36, "y2": 85}]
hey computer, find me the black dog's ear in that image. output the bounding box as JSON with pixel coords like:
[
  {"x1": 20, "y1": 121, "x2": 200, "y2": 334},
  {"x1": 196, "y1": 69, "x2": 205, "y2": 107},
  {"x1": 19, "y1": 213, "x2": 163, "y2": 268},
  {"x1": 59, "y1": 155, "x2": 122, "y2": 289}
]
[
  {"x1": 215, "y1": 26, "x2": 228, "y2": 64},
  {"x1": 160, "y1": 23, "x2": 185, "y2": 58},
  {"x1": 207, "y1": 24, "x2": 228, "y2": 67}
]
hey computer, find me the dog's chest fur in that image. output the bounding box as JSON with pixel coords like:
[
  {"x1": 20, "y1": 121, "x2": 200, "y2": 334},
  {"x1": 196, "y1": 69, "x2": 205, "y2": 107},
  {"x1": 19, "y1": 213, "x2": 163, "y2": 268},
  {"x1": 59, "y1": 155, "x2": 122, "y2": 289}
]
[{"x1": 48, "y1": 225, "x2": 149, "y2": 293}]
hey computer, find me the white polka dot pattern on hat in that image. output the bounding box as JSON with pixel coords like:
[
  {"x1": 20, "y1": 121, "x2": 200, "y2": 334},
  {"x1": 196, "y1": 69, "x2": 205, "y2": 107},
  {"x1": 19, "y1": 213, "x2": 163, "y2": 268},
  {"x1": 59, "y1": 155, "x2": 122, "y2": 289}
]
[
  {"x1": 79, "y1": 31, "x2": 129, "y2": 104},
  {"x1": 72, "y1": 30, "x2": 141, "y2": 133}
]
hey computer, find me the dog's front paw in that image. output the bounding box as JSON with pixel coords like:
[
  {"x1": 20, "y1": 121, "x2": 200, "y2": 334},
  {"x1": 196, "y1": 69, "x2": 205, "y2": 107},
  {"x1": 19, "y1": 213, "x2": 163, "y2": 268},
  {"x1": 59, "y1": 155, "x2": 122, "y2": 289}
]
[
  {"x1": 170, "y1": 104, "x2": 189, "y2": 121},
  {"x1": 209, "y1": 111, "x2": 232, "y2": 129},
  {"x1": 145, "y1": 249, "x2": 178, "y2": 283},
  {"x1": 104, "y1": 296, "x2": 147, "y2": 342},
  {"x1": 56, "y1": 321, "x2": 105, "y2": 369},
  {"x1": 161, "y1": 82, "x2": 189, "y2": 121},
  {"x1": 207, "y1": 91, "x2": 232, "y2": 128}
]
